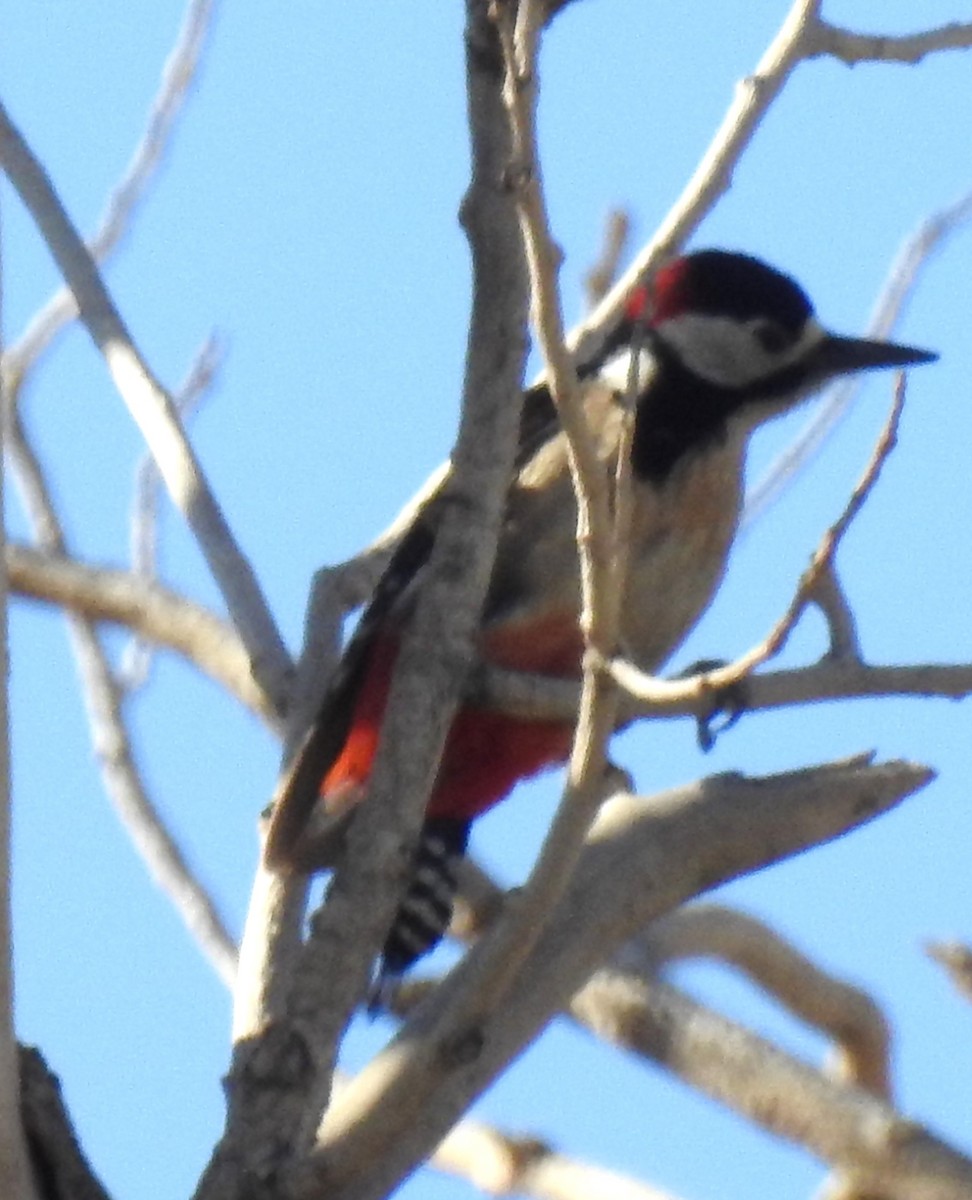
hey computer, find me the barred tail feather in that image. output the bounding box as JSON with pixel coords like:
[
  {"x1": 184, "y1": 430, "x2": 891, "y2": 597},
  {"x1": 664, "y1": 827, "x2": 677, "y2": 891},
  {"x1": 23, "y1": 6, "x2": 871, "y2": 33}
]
[{"x1": 378, "y1": 816, "x2": 471, "y2": 981}]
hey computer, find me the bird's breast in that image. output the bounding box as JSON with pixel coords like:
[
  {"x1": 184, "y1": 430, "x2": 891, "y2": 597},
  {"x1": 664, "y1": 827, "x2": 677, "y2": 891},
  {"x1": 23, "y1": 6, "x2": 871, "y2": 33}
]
[
  {"x1": 484, "y1": 421, "x2": 746, "y2": 678},
  {"x1": 620, "y1": 434, "x2": 745, "y2": 669}
]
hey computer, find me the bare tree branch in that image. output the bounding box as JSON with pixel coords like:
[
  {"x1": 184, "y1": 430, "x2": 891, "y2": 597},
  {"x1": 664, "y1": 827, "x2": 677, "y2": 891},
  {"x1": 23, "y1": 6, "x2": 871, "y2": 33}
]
[
  {"x1": 19, "y1": 1047, "x2": 111, "y2": 1200},
  {"x1": 303, "y1": 757, "x2": 931, "y2": 1200},
  {"x1": 812, "y1": 21, "x2": 972, "y2": 66},
  {"x1": 121, "y1": 332, "x2": 224, "y2": 693},
  {"x1": 5, "y1": 409, "x2": 238, "y2": 991},
  {"x1": 229, "y1": 563, "x2": 353, "y2": 1043},
  {"x1": 7, "y1": 542, "x2": 275, "y2": 726},
  {"x1": 0, "y1": 191, "x2": 40, "y2": 1200},
  {"x1": 477, "y1": 656, "x2": 972, "y2": 727},
  {"x1": 0, "y1": 5, "x2": 255, "y2": 1010},
  {"x1": 572, "y1": 0, "x2": 823, "y2": 364},
  {"x1": 432, "y1": 1113, "x2": 683, "y2": 1200},
  {"x1": 422, "y1": 0, "x2": 631, "y2": 1033},
  {"x1": 233, "y1": 886, "x2": 685, "y2": 1200},
  {"x1": 390, "y1": 885, "x2": 955, "y2": 1200},
  {"x1": 392, "y1": 941, "x2": 962, "y2": 1200},
  {"x1": 12, "y1": 538, "x2": 971, "y2": 738},
  {"x1": 637, "y1": 905, "x2": 892, "y2": 1097},
  {"x1": 0, "y1": 1, "x2": 241, "y2": 1010},
  {"x1": 196, "y1": 3, "x2": 533, "y2": 1193},
  {"x1": 3, "y1": 0, "x2": 219, "y2": 386},
  {"x1": 23, "y1": 1024, "x2": 683, "y2": 1200},
  {"x1": 0, "y1": 100, "x2": 293, "y2": 713},
  {"x1": 571, "y1": 971, "x2": 972, "y2": 1200}
]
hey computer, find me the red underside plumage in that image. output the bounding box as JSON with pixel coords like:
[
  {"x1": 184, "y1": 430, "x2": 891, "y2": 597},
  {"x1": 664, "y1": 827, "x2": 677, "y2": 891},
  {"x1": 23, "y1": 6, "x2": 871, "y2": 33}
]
[{"x1": 321, "y1": 627, "x2": 578, "y2": 823}]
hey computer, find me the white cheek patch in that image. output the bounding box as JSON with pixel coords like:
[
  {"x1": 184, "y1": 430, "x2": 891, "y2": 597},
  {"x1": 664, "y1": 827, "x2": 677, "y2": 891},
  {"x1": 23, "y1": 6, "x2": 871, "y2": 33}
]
[{"x1": 658, "y1": 314, "x2": 825, "y2": 388}]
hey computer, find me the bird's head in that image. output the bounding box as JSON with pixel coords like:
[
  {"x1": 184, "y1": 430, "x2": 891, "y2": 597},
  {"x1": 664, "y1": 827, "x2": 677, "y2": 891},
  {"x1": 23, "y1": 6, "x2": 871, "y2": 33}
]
[
  {"x1": 622, "y1": 249, "x2": 936, "y2": 405},
  {"x1": 588, "y1": 250, "x2": 936, "y2": 482}
]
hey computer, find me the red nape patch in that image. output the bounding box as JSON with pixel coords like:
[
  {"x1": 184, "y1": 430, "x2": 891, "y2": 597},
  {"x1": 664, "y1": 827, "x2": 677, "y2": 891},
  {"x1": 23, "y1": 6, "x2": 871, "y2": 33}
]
[
  {"x1": 320, "y1": 629, "x2": 575, "y2": 824},
  {"x1": 624, "y1": 283, "x2": 650, "y2": 324},
  {"x1": 647, "y1": 256, "x2": 691, "y2": 324}
]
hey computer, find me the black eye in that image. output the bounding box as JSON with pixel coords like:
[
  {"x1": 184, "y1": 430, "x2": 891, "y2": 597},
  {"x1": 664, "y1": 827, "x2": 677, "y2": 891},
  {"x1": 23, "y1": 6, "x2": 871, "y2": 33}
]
[{"x1": 751, "y1": 319, "x2": 792, "y2": 355}]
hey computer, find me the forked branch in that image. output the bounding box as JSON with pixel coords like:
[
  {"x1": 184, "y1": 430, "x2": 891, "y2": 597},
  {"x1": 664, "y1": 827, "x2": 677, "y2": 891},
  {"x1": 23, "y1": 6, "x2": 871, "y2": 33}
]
[{"x1": 0, "y1": 101, "x2": 292, "y2": 712}]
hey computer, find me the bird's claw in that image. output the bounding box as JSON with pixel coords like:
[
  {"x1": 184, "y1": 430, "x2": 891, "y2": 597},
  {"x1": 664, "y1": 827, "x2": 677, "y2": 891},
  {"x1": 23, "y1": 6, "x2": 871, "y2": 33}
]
[{"x1": 675, "y1": 658, "x2": 748, "y2": 752}]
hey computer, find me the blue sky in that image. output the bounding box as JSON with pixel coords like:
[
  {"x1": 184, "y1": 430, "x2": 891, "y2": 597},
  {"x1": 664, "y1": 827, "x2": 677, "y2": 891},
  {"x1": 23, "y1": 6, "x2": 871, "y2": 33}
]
[{"x1": 3, "y1": 4, "x2": 972, "y2": 1199}]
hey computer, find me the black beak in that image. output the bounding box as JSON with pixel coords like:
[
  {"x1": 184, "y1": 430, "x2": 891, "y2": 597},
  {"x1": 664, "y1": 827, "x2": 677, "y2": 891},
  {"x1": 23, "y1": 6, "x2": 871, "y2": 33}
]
[{"x1": 811, "y1": 334, "x2": 938, "y2": 380}]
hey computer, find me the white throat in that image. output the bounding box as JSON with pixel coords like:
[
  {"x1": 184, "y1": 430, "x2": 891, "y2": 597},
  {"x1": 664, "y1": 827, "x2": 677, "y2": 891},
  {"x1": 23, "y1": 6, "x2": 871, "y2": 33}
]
[{"x1": 596, "y1": 345, "x2": 657, "y2": 395}]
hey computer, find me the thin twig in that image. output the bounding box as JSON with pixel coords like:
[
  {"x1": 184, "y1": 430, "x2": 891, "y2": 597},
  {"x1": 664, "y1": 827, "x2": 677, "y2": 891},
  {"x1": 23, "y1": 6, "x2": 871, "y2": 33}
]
[
  {"x1": 5, "y1": 408, "x2": 238, "y2": 989},
  {"x1": 3, "y1": 0, "x2": 219, "y2": 386},
  {"x1": 583, "y1": 209, "x2": 632, "y2": 311},
  {"x1": 809, "y1": 561, "x2": 862, "y2": 661},
  {"x1": 571, "y1": 0, "x2": 823, "y2": 365},
  {"x1": 477, "y1": 656, "x2": 972, "y2": 727},
  {"x1": 813, "y1": 20, "x2": 972, "y2": 65},
  {"x1": 745, "y1": 189, "x2": 972, "y2": 525},
  {"x1": 121, "y1": 333, "x2": 223, "y2": 693},
  {"x1": 925, "y1": 941, "x2": 972, "y2": 1006}
]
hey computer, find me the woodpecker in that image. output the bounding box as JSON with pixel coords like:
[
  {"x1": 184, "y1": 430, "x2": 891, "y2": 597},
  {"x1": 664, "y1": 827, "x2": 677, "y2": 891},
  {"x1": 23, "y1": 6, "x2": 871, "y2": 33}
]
[{"x1": 265, "y1": 249, "x2": 935, "y2": 983}]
